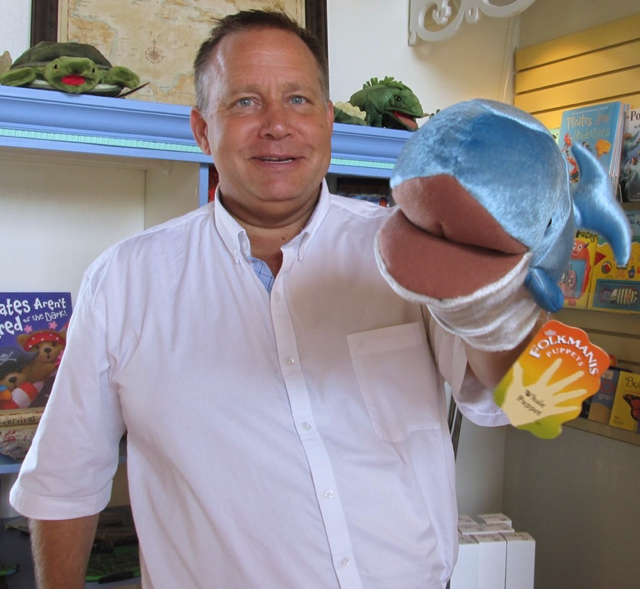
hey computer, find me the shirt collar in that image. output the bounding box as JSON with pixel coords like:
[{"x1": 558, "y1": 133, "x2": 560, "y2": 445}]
[{"x1": 213, "y1": 180, "x2": 332, "y2": 264}]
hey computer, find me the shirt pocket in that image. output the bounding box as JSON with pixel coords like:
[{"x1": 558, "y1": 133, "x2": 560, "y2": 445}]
[{"x1": 347, "y1": 321, "x2": 442, "y2": 443}]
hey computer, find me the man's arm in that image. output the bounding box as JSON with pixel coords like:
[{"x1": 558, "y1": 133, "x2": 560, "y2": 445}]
[
  {"x1": 464, "y1": 311, "x2": 547, "y2": 389},
  {"x1": 29, "y1": 514, "x2": 99, "y2": 589}
]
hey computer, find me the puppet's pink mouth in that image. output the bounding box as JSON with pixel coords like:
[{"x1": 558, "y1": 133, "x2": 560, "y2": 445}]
[
  {"x1": 393, "y1": 175, "x2": 528, "y2": 254},
  {"x1": 393, "y1": 111, "x2": 419, "y2": 130},
  {"x1": 376, "y1": 175, "x2": 528, "y2": 300},
  {"x1": 61, "y1": 76, "x2": 86, "y2": 86}
]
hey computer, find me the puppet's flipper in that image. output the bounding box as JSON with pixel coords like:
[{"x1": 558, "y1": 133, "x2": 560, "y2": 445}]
[
  {"x1": 524, "y1": 267, "x2": 564, "y2": 313},
  {"x1": 0, "y1": 67, "x2": 36, "y2": 87},
  {"x1": 571, "y1": 143, "x2": 631, "y2": 266}
]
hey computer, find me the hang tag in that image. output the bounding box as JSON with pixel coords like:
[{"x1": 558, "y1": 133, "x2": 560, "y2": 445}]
[{"x1": 494, "y1": 320, "x2": 610, "y2": 439}]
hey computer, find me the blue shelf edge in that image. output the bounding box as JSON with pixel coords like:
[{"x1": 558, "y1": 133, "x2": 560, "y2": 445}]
[{"x1": 0, "y1": 86, "x2": 411, "y2": 174}]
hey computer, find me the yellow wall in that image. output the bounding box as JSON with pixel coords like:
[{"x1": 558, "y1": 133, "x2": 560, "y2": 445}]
[{"x1": 514, "y1": 14, "x2": 640, "y2": 129}]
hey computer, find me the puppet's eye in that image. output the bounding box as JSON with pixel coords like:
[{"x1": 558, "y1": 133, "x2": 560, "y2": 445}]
[{"x1": 53, "y1": 64, "x2": 58, "y2": 70}]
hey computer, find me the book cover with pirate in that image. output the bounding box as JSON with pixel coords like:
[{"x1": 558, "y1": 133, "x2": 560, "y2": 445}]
[{"x1": 0, "y1": 293, "x2": 72, "y2": 459}]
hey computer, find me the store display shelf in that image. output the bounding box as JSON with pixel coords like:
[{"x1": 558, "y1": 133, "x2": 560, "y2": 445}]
[
  {"x1": 0, "y1": 85, "x2": 412, "y2": 179},
  {"x1": 566, "y1": 417, "x2": 640, "y2": 446}
]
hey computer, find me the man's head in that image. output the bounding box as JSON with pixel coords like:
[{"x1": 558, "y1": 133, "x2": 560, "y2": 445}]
[
  {"x1": 194, "y1": 9, "x2": 329, "y2": 116},
  {"x1": 189, "y1": 9, "x2": 334, "y2": 227}
]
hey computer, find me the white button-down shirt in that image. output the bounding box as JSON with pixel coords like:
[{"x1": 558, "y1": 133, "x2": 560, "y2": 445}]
[{"x1": 12, "y1": 182, "x2": 507, "y2": 588}]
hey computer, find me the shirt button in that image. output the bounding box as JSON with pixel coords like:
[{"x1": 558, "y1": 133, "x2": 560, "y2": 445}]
[
  {"x1": 273, "y1": 292, "x2": 281, "y2": 301},
  {"x1": 301, "y1": 422, "x2": 312, "y2": 431},
  {"x1": 323, "y1": 489, "x2": 334, "y2": 499},
  {"x1": 339, "y1": 557, "x2": 350, "y2": 568},
  {"x1": 285, "y1": 356, "x2": 295, "y2": 366}
]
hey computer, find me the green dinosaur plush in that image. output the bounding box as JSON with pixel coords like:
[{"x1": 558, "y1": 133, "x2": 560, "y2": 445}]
[
  {"x1": 348, "y1": 77, "x2": 426, "y2": 131},
  {"x1": 0, "y1": 41, "x2": 140, "y2": 96}
]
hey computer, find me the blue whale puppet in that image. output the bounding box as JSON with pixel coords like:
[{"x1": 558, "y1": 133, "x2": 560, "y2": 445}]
[{"x1": 375, "y1": 99, "x2": 631, "y2": 314}]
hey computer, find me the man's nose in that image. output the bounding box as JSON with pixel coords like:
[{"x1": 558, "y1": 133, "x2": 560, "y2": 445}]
[{"x1": 260, "y1": 102, "x2": 292, "y2": 138}]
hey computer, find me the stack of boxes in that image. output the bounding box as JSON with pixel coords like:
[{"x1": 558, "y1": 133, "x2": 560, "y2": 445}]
[{"x1": 451, "y1": 514, "x2": 535, "y2": 589}]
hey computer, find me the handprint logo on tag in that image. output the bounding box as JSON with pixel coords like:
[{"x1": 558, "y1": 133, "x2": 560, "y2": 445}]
[{"x1": 495, "y1": 321, "x2": 609, "y2": 438}]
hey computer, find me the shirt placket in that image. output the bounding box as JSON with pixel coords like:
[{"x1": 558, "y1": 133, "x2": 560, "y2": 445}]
[{"x1": 270, "y1": 247, "x2": 363, "y2": 589}]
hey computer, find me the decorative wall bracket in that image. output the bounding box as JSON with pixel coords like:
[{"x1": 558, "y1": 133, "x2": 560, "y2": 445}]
[{"x1": 409, "y1": 0, "x2": 537, "y2": 44}]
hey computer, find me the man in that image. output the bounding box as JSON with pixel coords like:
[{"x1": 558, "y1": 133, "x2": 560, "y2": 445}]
[{"x1": 11, "y1": 10, "x2": 533, "y2": 589}]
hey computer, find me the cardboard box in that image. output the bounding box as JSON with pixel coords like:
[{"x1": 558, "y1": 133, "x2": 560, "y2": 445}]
[
  {"x1": 450, "y1": 534, "x2": 479, "y2": 589},
  {"x1": 458, "y1": 523, "x2": 487, "y2": 536},
  {"x1": 472, "y1": 534, "x2": 507, "y2": 589},
  {"x1": 458, "y1": 514, "x2": 477, "y2": 525},
  {"x1": 560, "y1": 230, "x2": 598, "y2": 309},
  {"x1": 477, "y1": 513, "x2": 513, "y2": 526},
  {"x1": 588, "y1": 367, "x2": 626, "y2": 424},
  {"x1": 467, "y1": 524, "x2": 515, "y2": 536},
  {"x1": 609, "y1": 371, "x2": 640, "y2": 432},
  {"x1": 501, "y1": 532, "x2": 536, "y2": 589},
  {"x1": 481, "y1": 523, "x2": 515, "y2": 535}
]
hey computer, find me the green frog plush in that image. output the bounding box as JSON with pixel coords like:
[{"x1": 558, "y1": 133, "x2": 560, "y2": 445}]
[{"x1": 0, "y1": 41, "x2": 141, "y2": 96}]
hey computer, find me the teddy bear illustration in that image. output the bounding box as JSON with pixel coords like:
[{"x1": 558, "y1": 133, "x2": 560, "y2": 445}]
[
  {"x1": 0, "y1": 345, "x2": 44, "y2": 410},
  {"x1": 17, "y1": 329, "x2": 67, "y2": 383}
]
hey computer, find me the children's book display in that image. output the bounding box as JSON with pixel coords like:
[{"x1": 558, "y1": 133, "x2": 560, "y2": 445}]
[
  {"x1": 587, "y1": 210, "x2": 640, "y2": 314},
  {"x1": 558, "y1": 230, "x2": 598, "y2": 309},
  {"x1": 558, "y1": 101, "x2": 627, "y2": 198},
  {"x1": 560, "y1": 209, "x2": 639, "y2": 314},
  {"x1": 620, "y1": 107, "x2": 640, "y2": 202},
  {"x1": 0, "y1": 292, "x2": 72, "y2": 460},
  {"x1": 608, "y1": 370, "x2": 640, "y2": 432}
]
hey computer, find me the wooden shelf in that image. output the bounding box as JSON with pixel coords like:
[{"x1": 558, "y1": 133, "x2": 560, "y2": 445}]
[
  {"x1": 555, "y1": 307, "x2": 640, "y2": 373},
  {"x1": 566, "y1": 417, "x2": 640, "y2": 446}
]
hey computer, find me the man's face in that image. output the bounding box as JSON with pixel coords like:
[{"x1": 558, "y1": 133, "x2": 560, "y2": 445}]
[{"x1": 191, "y1": 27, "x2": 333, "y2": 225}]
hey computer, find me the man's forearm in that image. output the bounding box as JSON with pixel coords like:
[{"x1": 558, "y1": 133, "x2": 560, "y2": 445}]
[
  {"x1": 30, "y1": 514, "x2": 99, "y2": 589},
  {"x1": 464, "y1": 311, "x2": 547, "y2": 389}
]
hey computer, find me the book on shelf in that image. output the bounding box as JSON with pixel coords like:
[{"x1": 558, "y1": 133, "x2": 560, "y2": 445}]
[
  {"x1": 588, "y1": 367, "x2": 628, "y2": 424},
  {"x1": 559, "y1": 229, "x2": 598, "y2": 309},
  {"x1": 587, "y1": 210, "x2": 640, "y2": 314},
  {"x1": 334, "y1": 176, "x2": 392, "y2": 207},
  {"x1": 0, "y1": 292, "x2": 72, "y2": 459},
  {"x1": 619, "y1": 107, "x2": 640, "y2": 202},
  {"x1": 608, "y1": 370, "x2": 640, "y2": 433},
  {"x1": 557, "y1": 101, "x2": 628, "y2": 199}
]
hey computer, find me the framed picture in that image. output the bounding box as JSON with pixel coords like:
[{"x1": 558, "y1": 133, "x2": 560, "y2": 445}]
[{"x1": 30, "y1": 0, "x2": 328, "y2": 105}]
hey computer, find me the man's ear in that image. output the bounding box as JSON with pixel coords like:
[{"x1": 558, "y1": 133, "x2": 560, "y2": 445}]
[
  {"x1": 326, "y1": 100, "x2": 334, "y2": 131},
  {"x1": 190, "y1": 108, "x2": 211, "y2": 155}
]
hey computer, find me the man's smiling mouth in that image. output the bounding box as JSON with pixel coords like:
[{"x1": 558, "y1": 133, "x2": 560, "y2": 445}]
[{"x1": 257, "y1": 156, "x2": 296, "y2": 163}]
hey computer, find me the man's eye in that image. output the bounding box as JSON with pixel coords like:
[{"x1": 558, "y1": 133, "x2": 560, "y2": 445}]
[
  {"x1": 237, "y1": 98, "x2": 253, "y2": 107},
  {"x1": 290, "y1": 96, "x2": 307, "y2": 105}
]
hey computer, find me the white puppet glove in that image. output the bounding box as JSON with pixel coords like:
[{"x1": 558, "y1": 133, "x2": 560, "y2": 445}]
[{"x1": 375, "y1": 244, "x2": 540, "y2": 352}]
